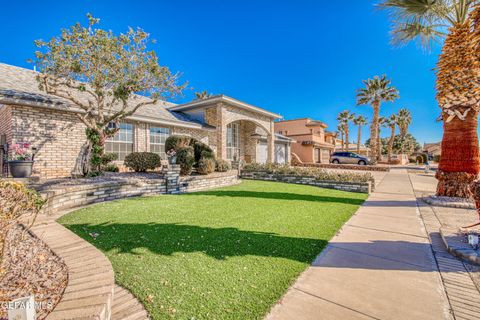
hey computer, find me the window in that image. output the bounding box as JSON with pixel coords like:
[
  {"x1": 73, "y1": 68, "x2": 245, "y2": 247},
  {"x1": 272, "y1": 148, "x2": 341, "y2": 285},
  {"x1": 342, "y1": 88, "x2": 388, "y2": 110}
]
[
  {"x1": 105, "y1": 123, "x2": 134, "y2": 161},
  {"x1": 226, "y1": 122, "x2": 240, "y2": 160},
  {"x1": 150, "y1": 127, "x2": 171, "y2": 157}
]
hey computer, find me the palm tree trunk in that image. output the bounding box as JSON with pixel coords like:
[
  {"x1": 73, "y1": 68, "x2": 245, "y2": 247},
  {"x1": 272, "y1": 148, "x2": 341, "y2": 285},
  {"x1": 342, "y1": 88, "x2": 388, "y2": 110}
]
[
  {"x1": 341, "y1": 132, "x2": 344, "y2": 151},
  {"x1": 345, "y1": 127, "x2": 349, "y2": 152},
  {"x1": 388, "y1": 126, "x2": 395, "y2": 163},
  {"x1": 370, "y1": 103, "x2": 379, "y2": 165},
  {"x1": 357, "y1": 125, "x2": 361, "y2": 154},
  {"x1": 377, "y1": 125, "x2": 382, "y2": 161},
  {"x1": 436, "y1": 111, "x2": 480, "y2": 198}
]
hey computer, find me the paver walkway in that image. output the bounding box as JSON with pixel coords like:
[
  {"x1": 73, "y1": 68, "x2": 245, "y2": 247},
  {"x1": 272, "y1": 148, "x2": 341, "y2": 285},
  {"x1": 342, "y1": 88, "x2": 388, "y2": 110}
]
[{"x1": 267, "y1": 168, "x2": 452, "y2": 320}]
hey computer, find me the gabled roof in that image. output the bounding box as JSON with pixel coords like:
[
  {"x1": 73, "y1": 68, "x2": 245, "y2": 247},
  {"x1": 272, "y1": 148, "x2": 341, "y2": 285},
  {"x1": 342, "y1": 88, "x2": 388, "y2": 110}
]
[
  {"x1": 168, "y1": 94, "x2": 282, "y2": 119},
  {"x1": 0, "y1": 63, "x2": 210, "y2": 130}
]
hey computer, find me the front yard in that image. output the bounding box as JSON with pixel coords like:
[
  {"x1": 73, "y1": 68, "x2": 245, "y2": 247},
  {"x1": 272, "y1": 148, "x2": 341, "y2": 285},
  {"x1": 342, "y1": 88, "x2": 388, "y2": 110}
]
[{"x1": 59, "y1": 180, "x2": 366, "y2": 319}]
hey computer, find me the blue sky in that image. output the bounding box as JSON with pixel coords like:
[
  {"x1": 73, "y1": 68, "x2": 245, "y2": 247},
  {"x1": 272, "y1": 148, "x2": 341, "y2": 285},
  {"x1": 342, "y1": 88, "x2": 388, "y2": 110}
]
[{"x1": 0, "y1": 0, "x2": 442, "y2": 144}]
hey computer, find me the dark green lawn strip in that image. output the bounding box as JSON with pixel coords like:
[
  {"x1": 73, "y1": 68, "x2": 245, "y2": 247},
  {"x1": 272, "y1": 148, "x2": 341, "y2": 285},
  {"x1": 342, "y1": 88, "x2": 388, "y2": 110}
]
[{"x1": 59, "y1": 180, "x2": 366, "y2": 320}]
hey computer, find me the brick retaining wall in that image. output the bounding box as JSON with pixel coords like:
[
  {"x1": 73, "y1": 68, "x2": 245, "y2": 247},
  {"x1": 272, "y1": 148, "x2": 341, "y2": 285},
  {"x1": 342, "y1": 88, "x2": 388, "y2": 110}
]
[
  {"x1": 240, "y1": 171, "x2": 372, "y2": 193},
  {"x1": 180, "y1": 171, "x2": 240, "y2": 192},
  {"x1": 298, "y1": 163, "x2": 390, "y2": 172},
  {"x1": 37, "y1": 170, "x2": 240, "y2": 215}
]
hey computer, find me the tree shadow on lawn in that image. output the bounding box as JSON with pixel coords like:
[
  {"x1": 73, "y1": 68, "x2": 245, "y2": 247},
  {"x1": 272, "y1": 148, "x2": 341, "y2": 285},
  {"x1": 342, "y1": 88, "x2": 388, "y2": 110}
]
[
  {"x1": 182, "y1": 190, "x2": 365, "y2": 205},
  {"x1": 65, "y1": 222, "x2": 329, "y2": 263}
]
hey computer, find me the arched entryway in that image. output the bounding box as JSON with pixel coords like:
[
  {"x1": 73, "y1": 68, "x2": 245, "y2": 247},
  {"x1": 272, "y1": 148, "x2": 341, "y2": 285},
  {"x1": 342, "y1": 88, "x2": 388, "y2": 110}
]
[{"x1": 224, "y1": 119, "x2": 273, "y2": 163}]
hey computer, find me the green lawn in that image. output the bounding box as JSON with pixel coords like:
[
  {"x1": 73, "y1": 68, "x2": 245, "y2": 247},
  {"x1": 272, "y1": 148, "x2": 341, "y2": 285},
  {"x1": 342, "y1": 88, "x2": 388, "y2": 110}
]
[{"x1": 59, "y1": 180, "x2": 367, "y2": 320}]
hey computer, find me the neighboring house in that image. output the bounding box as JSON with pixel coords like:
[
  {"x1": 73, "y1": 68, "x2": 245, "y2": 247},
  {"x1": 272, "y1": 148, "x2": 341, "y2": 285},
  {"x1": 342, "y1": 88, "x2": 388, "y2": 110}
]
[
  {"x1": 423, "y1": 142, "x2": 441, "y2": 157},
  {"x1": 274, "y1": 118, "x2": 336, "y2": 164},
  {"x1": 343, "y1": 144, "x2": 371, "y2": 157},
  {"x1": 0, "y1": 63, "x2": 292, "y2": 179}
]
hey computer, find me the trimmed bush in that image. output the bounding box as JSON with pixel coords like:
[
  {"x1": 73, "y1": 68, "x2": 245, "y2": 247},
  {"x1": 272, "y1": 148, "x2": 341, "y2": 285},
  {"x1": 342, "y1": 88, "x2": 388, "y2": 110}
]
[
  {"x1": 215, "y1": 159, "x2": 231, "y2": 172},
  {"x1": 165, "y1": 136, "x2": 192, "y2": 153},
  {"x1": 101, "y1": 152, "x2": 118, "y2": 165},
  {"x1": 124, "y1": 152, "x2": 161, "y2": 172},
  {"x1": 197, "y1": 157, "x2": 216, "y2": 175},
  {"x1": 192, "y1": 141, "x2": 214, "y2": 163},
  {"x1": 177, "y1": 147, "x2": 195, "y2": 175},
  {"x1": 104, "y1": 164, "x2": 119, "y2": 172}
]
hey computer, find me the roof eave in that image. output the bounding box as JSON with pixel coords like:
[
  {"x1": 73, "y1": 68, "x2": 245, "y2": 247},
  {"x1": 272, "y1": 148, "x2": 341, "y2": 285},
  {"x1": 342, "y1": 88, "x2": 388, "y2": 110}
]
[
  {"x1": 0, "y1": 96, "x2": 210, "y2": 131},
  {"x1": 169, "y1": 95, "x2": 282, "y2": 119}
]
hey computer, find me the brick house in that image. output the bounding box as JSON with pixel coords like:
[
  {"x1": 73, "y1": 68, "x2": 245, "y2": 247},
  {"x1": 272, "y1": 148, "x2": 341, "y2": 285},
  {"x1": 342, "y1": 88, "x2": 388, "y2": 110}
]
[
  {"x1": 0, "y1": 63, "x2": 292, "y2": 179},
  {"x1": 274, "y1": 118, "x2": 337, "y2": 164}
]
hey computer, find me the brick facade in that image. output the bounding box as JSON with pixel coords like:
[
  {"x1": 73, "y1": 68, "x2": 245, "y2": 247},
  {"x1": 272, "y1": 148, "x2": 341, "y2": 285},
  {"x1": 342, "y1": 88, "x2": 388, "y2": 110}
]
[{"x1": 1, "y1": 96, "x2": 288, "y2": 179}]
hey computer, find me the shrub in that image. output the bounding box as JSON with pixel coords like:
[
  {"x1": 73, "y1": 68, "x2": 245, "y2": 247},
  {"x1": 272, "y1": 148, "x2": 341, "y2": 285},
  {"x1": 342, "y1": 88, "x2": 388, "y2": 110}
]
[
  {"x1": 104, "y1": 164, "x2": 119, "y2": 172},
  {"x1": 215, "y1": 159, "x2": 231, "y2": 172},
  {"x1": 0, "y1": 180, "x2": 46, "y2": 258},
  {"x1": 101, "y1": 152, "x2": 118, "y2": 165},
  {"x1": 177, "y1": 147, "x2": 195, "y2": 175},
  {"x1": 192, "y1": 141, "x2": 214, "y2": 163},
  {"x1": 165, "y1": 136, "x2": 192, "y2": 152},
  {"x1": 433, "y1": 155, "x2": 441, "y2": 163},
  {"x1": 197, "y1": 157, "x2": 216, "y2": 175},
  {"x1": 124, "y1": 152, "x2": 161, "y2": 172}
]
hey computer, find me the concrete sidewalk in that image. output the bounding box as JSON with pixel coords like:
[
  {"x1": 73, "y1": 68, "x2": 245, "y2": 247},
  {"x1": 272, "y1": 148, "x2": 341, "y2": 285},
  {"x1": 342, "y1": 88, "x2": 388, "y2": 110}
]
[{"x1": 267, "y1": 169, "x2": 452, "y2": 320}]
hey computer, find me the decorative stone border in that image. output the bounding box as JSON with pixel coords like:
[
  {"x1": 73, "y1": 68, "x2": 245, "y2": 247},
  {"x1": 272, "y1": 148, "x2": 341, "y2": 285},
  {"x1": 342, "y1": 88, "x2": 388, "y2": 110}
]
[
  {"x1": 28, "y1": 214, "x2": 115, "y2": 320},
  {"x1": 422, "y1": 195, "x2": 475, "y2": 209},
  {"x1": 439, "y1": 227, "x2": 480, "y2": 265},
  {"x1": 240, "y1": 171, "x2": 372, "y2": 193},
  {"x1": 297, "y1": 163, "x2": 390, "y2": 172}
]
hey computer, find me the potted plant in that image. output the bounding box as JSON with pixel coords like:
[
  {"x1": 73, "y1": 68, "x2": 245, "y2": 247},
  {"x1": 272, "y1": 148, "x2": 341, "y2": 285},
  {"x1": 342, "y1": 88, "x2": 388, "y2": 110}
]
[
  {"x1": 166, "y1": 149, "x2": 177, "y2": 164},
  {"x1": 8, "y1": 143, "x2": 34, "y2": 178}
]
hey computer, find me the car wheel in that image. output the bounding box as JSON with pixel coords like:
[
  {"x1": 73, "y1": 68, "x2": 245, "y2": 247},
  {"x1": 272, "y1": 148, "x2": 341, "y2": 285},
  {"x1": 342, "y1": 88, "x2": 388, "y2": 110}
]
[
  {"x1": 358, "y1": 160, "x2": 366, "y2": 165},
  {"x1": 332, "y1": 159, "x2": 340, "y2": 164}
]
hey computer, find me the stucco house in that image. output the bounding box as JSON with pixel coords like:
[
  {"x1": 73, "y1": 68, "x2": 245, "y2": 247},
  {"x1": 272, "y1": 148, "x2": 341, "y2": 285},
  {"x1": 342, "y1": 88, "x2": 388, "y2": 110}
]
[
  {"x1": 274, "y1": 118, "x2": 337, "y2": 164},
  {"x1": 0, "y1": 63, "x2": 292, "y2": 179}
]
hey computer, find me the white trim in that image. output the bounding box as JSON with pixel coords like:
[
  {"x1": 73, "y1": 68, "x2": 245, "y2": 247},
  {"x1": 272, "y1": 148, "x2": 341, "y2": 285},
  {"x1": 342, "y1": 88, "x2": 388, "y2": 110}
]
[{"x1": 168, "y1": 95, "x2": 282, "y2": 119}]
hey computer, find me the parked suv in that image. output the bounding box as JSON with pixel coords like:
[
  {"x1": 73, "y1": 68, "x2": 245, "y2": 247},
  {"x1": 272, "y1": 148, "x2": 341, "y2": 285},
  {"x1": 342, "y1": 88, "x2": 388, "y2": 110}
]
[{"x1": 330, "y1": 152, "x2": 370, "y2": 165}]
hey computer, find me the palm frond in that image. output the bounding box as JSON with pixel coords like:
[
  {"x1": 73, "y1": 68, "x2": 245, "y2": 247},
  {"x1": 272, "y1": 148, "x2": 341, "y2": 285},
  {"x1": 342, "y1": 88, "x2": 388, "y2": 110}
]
[{"x1": 378, "y1": 0, "x2": 477, "y2": 50}]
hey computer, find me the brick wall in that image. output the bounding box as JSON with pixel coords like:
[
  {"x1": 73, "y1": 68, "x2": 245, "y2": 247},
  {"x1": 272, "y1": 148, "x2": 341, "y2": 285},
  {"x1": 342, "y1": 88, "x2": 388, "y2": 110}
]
[
  {"x1": 11, "y1": 105, "x2": 86, "y2": 179},
  {"x1": 0, "y1": 104, "x2": 12, "y2": 144},
  {"x1": 7, "y1": 104, "x2": 218, "y2": 179}
]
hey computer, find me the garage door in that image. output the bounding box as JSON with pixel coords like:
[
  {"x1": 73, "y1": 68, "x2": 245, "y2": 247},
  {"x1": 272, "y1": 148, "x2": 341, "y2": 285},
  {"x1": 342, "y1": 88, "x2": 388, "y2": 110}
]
[
  {"x1": 256, "y1": 141, "x2": 268, "y2": 164},
  {"x1": 275, "y1": 143, "x2": 287, "y2": 164},
  {"x1": 321, "y1": 149, "x2": 330, "y2": 164}
]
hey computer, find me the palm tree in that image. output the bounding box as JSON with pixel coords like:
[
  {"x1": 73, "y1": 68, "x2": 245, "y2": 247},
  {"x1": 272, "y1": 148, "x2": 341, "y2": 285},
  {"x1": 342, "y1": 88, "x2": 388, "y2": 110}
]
[
  {"x1": 194, "y1": 90, "x2": 212, "y2": 100},
  {"x1": 396, "y1": 108, "x2": 412, "y2": 153},
  {"x1": 378, "y1": 0, "x2": 480, "y2": 198},
  {"x1": 353, "y1": 115, "x2": 368, "y2": 154},
  {"x1": 385, "y1": 114, "x2": 398, "y2": 163},
  {"x1": 337, "y1": 110, "x2": 355, "y2": 151},
  {"x1": 357, "y1": 75, "x2": 399, "y2": 164}
]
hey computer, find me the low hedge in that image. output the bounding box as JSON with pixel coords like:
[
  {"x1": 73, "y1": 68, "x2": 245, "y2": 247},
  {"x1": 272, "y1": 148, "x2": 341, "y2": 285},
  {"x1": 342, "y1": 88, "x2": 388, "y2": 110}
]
[
  {"x1": 242, "y1": 163, "x2": 374, "y2": 184},
  {"x1": 124, "y1": 152, "x2": 161, "y2": 172},
  {"x1": 197, "y1": 157, "x2": 216, "y2": 175},
  {"x1": 215, "y1": 159, "x2": 231, "y2": 172}
]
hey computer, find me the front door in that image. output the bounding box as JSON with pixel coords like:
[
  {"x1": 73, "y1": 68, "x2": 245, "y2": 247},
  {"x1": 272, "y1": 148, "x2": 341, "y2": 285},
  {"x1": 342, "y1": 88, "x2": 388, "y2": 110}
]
[
  {"x1": 257, "y1": 141, "x2": 268, "y2": 164},
  {"x1": 275, "y1": 143, "x2": 286, "y2": 164}
]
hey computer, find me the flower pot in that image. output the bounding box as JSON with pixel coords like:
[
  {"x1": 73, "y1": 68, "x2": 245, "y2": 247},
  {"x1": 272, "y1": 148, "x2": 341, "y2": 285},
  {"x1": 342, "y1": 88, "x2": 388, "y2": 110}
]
[
  {"x1": 169, "y1": 156, "x2": 177, "y2": 165},
  {"x1": 8, "y1": 160, "x2": 34, "y2": 178}
]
